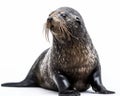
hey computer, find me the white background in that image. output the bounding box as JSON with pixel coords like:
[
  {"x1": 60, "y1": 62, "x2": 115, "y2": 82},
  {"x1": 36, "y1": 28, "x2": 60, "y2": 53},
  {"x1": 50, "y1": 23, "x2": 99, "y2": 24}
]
[{"x1": 0, "y1": 0, "x2": 119, "y2": 96}]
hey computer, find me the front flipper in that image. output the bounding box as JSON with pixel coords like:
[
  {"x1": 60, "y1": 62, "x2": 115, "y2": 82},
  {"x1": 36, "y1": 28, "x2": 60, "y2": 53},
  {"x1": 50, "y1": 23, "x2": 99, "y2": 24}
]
[
  {"x1": 59, "y1": 90, "x2": 80, "y2": 96},
  {"x1": 90, "y1": 66, "x2": 115, "y2": 94},
  {"x1": 53, "y1": 71, "x2": 80, "y2": 96}
]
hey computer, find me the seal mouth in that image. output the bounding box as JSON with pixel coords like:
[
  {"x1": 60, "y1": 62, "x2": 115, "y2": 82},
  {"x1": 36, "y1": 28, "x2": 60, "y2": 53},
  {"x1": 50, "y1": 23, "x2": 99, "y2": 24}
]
[
  {"x1": 50, "y1": 25, "x2": 54, "y2": 30},
  {"x1": 45, "y1": 19, "x2": 71, "y2": 42}
]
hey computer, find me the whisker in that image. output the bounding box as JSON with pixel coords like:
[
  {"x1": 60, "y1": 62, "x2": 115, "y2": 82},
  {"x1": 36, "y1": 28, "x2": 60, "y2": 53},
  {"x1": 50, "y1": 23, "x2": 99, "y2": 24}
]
[{"x1": 43, "y1": 23, "x2": 50, "y2": 42}]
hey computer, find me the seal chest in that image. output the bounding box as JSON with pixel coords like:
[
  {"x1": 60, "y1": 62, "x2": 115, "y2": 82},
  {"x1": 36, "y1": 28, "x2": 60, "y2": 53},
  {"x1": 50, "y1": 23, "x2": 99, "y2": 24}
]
[{"x1": 50, "y1": 40, "x2": 97, "y2": 91}]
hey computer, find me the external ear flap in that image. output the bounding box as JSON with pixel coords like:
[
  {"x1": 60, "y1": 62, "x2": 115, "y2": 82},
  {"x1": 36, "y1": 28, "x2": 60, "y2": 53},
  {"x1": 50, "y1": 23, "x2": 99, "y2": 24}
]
[{"x1": 75, "y1": 16, "x2": 81, "y2": 25}]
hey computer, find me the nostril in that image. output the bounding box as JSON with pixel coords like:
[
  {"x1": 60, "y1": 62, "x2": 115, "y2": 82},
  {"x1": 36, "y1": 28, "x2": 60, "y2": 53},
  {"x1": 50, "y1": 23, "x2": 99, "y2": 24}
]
[{"x1": 47, "y1": 17, "x2": 53, "y2": 22}]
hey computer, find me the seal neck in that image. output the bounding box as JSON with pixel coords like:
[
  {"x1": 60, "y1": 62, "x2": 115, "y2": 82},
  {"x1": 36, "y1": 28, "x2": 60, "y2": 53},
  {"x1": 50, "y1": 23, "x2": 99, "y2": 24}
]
[{"x1": 52, "y1": 30, "x2": 92, "y2": 48}]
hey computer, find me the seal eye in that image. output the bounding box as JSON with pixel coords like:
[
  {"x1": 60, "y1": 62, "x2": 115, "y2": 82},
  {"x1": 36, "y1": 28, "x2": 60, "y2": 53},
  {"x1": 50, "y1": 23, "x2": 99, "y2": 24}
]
[
  {"x1": 75, "y1": 16, "x2": 81, "y2": 25},
  {"x1": 60, "y1": 13, "x2": 67, "y2": 18},
  {"x1": 75, "y1": 16, "x2": 80, "y2": 20}
]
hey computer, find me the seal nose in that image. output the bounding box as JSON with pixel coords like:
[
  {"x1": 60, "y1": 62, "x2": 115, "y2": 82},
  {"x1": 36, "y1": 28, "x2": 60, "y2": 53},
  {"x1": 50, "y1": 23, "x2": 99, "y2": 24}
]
[{"x1": 47, "y1": 17, "x2": 53, "y2": 22}]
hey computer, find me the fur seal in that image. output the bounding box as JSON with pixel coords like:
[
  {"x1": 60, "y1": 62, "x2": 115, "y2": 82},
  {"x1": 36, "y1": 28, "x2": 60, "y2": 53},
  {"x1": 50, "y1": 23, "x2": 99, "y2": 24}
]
[{"x1": 1, "y1": 7, "x2": 115, "y2": 96}]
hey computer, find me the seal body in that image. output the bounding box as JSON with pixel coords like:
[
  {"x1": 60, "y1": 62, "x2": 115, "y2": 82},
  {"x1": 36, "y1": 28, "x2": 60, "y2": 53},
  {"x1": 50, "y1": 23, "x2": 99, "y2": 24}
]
[{"x1": 1, "y1": 7, "x2": 115, "y2": 96}]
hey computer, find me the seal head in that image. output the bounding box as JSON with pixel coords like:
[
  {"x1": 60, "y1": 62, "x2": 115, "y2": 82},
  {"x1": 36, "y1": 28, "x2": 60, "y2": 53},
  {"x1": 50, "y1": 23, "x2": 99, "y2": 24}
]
[{"x1": 45, "y1": 7, "x2": 86, "y2": 43}]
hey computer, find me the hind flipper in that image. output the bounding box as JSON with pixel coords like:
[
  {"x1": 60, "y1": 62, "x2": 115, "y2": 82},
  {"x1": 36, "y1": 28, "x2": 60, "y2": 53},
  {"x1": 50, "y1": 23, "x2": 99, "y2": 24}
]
[
  {"x1": 1, "y1": 79, "x2": 38, "y2": 87},
  {"x1": 1, "y1": 56, "x2": 39, "y2": 87},
  {"x1": 1, "y1": 66, "x2": 39, "y2": 87},
  {"x1": 1, "y1": 48, "x2": 49, "y2": 87}
]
